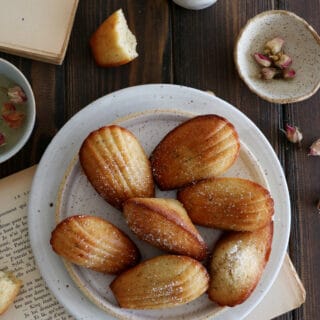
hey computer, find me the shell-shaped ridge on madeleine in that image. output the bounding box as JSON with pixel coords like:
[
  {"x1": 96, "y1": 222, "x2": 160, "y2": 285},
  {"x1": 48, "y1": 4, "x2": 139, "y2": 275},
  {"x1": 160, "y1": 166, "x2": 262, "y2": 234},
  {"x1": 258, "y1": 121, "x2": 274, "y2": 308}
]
[
  {"x1": 110, "y1": 255, "x2": 209, "y2": 309},
  {"x1": 79, "y1": 125, "x2": 154, "y2": 209},
  {"x1": 178, "y1": 177, "x2": 274, "y2": 231},
  {"x1": 50, "y1": 215, "x2": 140, "y2": 274},
  {"x1": 123, "y1": 198, "x2": 208, "y2": 260},
  {"x1": 150, "y1": 114, "x2": 240, "y2": 190}
]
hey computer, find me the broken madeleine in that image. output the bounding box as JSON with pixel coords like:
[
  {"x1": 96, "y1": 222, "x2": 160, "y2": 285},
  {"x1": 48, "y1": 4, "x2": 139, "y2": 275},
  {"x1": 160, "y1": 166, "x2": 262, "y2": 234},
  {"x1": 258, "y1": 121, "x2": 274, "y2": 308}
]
[
  {"x1": 178, "y1": 177, "x2": 274, "y2": 232},
  {"x1": 123, "y1": 198, "x2": 207, "y2": 260},
  {"x1": 110, "y1": 255, "x2": 209, "y2": 309},
  {"x1": 50, "y1": 215, "x2": 140, "y2": 274},
  {"x1": 79, "y1": 125, "x2": 154, "y2": 209},
  {"x1": 150, "y1": 115, "x2": 240, "y2": 190},
  {"x1": 208, "y1": 222, "x2": 273, "y2": 306},
  {"x1": 90, "y1": 9, "x2": 138, "y2": 67}
]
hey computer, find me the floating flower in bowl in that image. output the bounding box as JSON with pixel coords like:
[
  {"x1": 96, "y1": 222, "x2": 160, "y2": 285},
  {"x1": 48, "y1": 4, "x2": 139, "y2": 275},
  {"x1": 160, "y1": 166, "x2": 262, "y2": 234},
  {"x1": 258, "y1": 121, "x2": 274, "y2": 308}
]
[
  {"x1": 0, "y1": 58, "x2": 36, "y2": 163},
  {"x1": 234, "y1": 10, "x2": 320, "y2": 104}
]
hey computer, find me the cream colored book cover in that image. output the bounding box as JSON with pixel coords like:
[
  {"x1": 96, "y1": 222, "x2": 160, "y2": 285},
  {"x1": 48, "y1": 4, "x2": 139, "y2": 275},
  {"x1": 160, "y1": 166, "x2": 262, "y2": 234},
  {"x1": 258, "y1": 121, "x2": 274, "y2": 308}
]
[
  {"x1": 0, "y1": 0, "x2": 79, "y2": 64},
  {"x1": 0, "y1": 166, "x2": 305, "y2": 319}
]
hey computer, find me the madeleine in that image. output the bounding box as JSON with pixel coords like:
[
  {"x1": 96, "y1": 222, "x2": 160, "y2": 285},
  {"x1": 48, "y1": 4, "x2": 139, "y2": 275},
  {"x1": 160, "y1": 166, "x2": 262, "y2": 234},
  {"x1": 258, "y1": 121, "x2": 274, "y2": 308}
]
[
  {"x1": 123, "y1": 198, "x2": 207, "y2": 260},
  {"x1": 178, "y1": 177, "x2": 274, "y2": 232},
  {"x1": 50, "y1": 215, "x2": 140, "y2": 274},
  {"x1": 79, "y1": 125, "x2": 154, "y2": 209},
  {"x1": 150, "y1": 115, "x2": 240, "y2": 190},
  {"x1": 208, "y1": 223, "x2": 273, "y2": 306},
  {"x1": 110, "y1": 255, "x2": 209, "y2": 309}
]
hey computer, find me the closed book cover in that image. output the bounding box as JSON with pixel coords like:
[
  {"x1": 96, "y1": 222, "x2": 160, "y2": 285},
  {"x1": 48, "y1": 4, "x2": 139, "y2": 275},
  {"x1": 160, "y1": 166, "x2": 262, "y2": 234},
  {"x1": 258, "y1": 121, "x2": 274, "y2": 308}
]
[{"x1": 0, "y1": 0, "x2": 79, "y2": 64}]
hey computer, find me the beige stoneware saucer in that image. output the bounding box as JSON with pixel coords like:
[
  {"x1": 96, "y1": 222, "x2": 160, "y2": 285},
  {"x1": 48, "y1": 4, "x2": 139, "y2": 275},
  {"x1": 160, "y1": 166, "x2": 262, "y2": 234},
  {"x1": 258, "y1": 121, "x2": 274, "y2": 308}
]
[{"x1": 234, "y1": 10, "x2": 320, "y2": 104}]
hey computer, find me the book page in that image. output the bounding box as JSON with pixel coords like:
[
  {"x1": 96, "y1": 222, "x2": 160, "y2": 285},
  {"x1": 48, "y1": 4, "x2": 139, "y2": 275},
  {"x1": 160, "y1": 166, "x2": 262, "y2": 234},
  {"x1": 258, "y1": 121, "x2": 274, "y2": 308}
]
[
  {"x1": 0, "y1": 166, "x2": 73, "y2": 320},
  {"x1": 0, "y1": 166, "x2": 305, "y2": 319}
]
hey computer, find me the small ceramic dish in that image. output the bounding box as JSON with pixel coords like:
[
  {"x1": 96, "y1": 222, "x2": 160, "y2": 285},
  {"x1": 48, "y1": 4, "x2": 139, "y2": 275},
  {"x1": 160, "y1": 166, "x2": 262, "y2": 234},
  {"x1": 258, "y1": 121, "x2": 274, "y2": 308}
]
[
  {"x1": 234, "y1": 10, "x2": 320, "y2": 104},
  {"x1": 0, "y1": 58, "x2": 36, "y2": 163}
]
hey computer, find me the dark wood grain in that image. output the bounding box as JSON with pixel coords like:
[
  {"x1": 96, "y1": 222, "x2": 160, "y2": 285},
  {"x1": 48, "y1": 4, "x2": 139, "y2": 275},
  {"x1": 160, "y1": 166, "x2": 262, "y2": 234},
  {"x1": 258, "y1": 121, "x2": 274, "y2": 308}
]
[
  {"x1": 0, "y1": 0, "x2": 319, "y2": 319},
  {"x1": 277, "y1": 1, "x2": 320, "y2": 319}
]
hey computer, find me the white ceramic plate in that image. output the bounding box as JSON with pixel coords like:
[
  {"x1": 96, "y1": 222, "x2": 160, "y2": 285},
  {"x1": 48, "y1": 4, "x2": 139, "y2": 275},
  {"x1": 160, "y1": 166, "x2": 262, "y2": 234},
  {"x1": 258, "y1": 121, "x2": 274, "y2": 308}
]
[{"x1": 28, "y1": 84, "x2": 290, "y2": 320}]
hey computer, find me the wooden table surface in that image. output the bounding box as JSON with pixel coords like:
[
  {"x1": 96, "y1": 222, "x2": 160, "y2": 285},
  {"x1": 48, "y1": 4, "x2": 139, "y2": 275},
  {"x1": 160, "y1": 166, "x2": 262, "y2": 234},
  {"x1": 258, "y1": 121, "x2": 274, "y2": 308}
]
[{"x1": 0, "y1": 1, "x2": 319, "y2": 319}]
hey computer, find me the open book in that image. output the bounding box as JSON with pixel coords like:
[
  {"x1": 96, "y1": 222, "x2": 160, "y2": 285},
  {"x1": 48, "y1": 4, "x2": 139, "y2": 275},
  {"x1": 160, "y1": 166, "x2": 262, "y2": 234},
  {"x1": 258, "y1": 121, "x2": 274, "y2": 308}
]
[{"x1": 0, "y1": 166, "x2": 305, "y2": 319}]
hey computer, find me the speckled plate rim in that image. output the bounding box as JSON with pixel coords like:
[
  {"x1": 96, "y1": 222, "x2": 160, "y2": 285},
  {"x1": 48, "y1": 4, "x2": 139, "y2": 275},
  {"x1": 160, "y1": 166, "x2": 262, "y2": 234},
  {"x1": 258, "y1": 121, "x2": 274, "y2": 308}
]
[
  {"x1": 28, "y1": 84, "x2": 291, "y2": 320},
  {"x1": 234, "y1": 10, "x2": 320, "y2": 104}
]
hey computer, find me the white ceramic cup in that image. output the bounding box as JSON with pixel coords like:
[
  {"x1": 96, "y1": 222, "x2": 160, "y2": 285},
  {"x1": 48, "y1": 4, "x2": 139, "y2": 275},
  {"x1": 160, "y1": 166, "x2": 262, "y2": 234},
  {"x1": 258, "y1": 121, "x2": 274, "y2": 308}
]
[{"x1": 173, "y1": 0, "x2": 218, "y2": 10}]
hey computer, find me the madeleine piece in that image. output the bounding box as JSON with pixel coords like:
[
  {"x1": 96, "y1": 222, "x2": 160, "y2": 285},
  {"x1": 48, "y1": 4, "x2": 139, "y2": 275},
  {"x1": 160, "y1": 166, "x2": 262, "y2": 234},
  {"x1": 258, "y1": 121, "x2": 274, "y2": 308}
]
[
  {"x1": 123, "y1": 198, "x2": 207, "y2": 260},
  {"x1": 50, "y1": 215, "x2": 140, "y2": 274},
  {"x1": 0, "y1": 271, "x2": 22, "y2": 315},
  {"x1": 178, "y1": 177, "x2": 274, "y2": 232},
  {"x1": 79, "y1": 125, "x2": 154, "y2": 209},
  {"x1": 208, "y1": 223, "x2": 273, "y2": 306},
  {"x1": 90, "y1": 9, "x2": 138, "y2": 67},
  {"x1": 110, "y1": 255, "x2": 209, "y2": 309},
  {"x1": 150, "y1": 115, "x2": 240, "y2": 190}
]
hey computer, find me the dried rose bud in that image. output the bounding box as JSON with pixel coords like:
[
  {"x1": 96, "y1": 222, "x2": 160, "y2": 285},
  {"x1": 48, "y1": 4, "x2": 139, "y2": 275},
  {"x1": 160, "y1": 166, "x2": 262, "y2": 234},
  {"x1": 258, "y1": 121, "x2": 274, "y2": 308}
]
[
  {"x1": 2, "y1": 110, "x2": 24, "y2": 128},
  {"x1": 2, "y1": 102, "x2": 16, "y2": 114},
  {"x1": 1, "y1": 102, "x2": 24, "y2": 128},
  {"x1": 264, "y1": 37, "x2": 284, "y2": 55},
  {"x1": 253, "y1": 53, "x2": 272, "y2": 67},
  {"x1": 309, "y1": 138, "x2": 320, "y2": 156},
  {"x1": 7, "y1": 86, "x2": 27, "y2": 104},
  {"x1": 281, "y1": 124, "x2": 303, "y2": 144},
  {"x1": 282, "y1": 68, "x2": 296, "y2": 79},
  {"x1": 269, "y1": 52, "x2": 283, "y2": 62},
  {"x1": 0, "y1": 133, "x2": 5, "y2": 146},
  {"x1": 274, "y1": 54, "x2": 292, "y2": 69},
  {"x1": 260, "y1": 67, "x2": 278, "y2": 80}
]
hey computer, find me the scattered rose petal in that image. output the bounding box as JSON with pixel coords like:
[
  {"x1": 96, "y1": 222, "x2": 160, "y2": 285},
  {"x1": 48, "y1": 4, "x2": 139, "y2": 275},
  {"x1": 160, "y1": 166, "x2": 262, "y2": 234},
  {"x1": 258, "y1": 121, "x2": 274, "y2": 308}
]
[
  {"x1": 281, "y1": 124, "x2": 303, "y2": 144},
  {"x1": 0, "y1": 132, "x2": 5, "y2": 146},
  {"x1": 309, "y1": 139, "x2": 320, "y2": 156},
  {"x1": 7, "y1": 86, "x2": 27, "y2": 104},
  {"x1": 317, "y1": 200, "x2": 320, "y2": 213}
]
